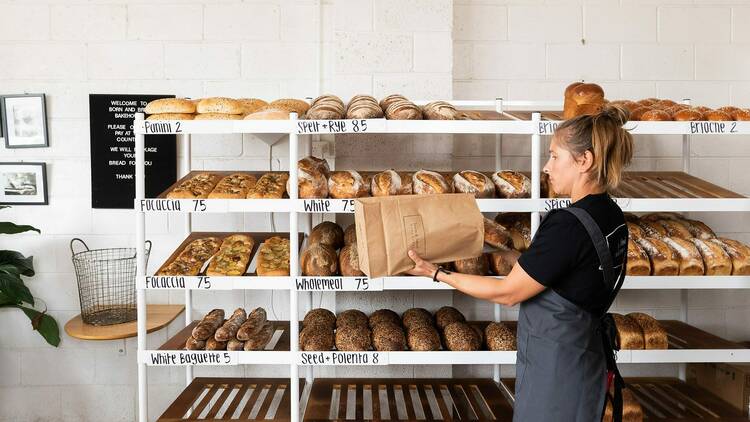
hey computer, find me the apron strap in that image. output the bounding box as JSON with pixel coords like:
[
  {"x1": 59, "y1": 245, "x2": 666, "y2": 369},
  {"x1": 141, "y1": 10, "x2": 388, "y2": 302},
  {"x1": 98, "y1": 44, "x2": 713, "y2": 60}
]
[{"x1": 560, "y1": 206, "x2": 626, "y2": 422}]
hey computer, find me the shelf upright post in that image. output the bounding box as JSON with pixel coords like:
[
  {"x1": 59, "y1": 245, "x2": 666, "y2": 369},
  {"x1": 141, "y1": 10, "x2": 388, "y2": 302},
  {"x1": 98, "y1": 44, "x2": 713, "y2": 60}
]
[
  {"x1": 288, "y1": 113, "x2": 301, "y2": 422},
  {"x1": 530, "y1": 112, "x2": 542, "y2": 235},
  {"x1": 493, "y1": 97, "x2": 504, "y2": 384},
  {"x1": 182, "y1": 133, "x2": 194, "y2": 386},
  {"x1": 135, "y1": 112, "x2": 148, "y2": 422},
  {"x1": 678, "y1": 99, "x2": 691, "y2": 382}
]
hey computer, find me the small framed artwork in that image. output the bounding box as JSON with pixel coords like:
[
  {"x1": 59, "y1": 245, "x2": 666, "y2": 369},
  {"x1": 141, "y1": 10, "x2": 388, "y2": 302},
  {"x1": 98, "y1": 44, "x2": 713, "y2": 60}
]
[
  {"x1": 1, "y1": 94, "x2": 49, "y2": 148},
  {"x1": 0, "y1": 162, "x2": 48, "y2": 205}
]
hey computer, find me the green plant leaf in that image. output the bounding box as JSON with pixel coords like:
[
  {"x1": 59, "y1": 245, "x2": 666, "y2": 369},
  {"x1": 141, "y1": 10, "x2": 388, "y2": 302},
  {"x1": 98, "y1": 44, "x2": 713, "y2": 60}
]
[
  {"x1": 18, "y1": 306, "x2": 60, "y2": 347},
  {"x1": 0, "y1": 290, "x2": 17, "y2": 305},
  {"x1": 0, "y1": 272, "x2": 34, "y2": 305},
  {"x1": 0, "y1": 222, "x2": 40, "y2": 235},
  {"x1": 0, "y1": 251, "x2": 34, "y2": 277}
]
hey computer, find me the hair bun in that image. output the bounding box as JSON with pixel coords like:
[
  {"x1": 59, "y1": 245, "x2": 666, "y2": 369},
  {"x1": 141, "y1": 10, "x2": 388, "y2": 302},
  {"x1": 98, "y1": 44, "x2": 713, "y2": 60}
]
[{"x1": 596, "y1": 104, "x2": 629, "y2": 125}]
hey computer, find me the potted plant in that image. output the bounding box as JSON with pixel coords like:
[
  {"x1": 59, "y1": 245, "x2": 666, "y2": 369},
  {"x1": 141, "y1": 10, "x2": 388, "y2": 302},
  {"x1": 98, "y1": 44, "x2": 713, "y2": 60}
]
[{"x1": 0, "y1": 206, "x2": 59, "y2": 346}]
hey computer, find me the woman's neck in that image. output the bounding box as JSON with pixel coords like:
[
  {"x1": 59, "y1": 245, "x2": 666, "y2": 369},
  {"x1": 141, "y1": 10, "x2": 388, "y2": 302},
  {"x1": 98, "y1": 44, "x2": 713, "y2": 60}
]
[{"x1": 570, "y1": 179, "x2": 606, "y2": 203}]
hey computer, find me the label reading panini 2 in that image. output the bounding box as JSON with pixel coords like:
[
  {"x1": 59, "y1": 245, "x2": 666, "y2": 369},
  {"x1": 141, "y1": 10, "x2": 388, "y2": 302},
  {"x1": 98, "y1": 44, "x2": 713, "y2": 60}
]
[
  {"x1": 298, "y1": 351, "x2": 387, "y2": 365},
  {"x1": 146, "y1": 351, "x2": 235, "y2": 366}
]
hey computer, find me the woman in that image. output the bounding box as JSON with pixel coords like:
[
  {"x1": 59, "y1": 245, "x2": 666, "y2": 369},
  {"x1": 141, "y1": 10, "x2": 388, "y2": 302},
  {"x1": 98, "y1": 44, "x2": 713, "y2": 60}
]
[{"x1": 407, "y1": 106, "x2": 634, "y2": 421}]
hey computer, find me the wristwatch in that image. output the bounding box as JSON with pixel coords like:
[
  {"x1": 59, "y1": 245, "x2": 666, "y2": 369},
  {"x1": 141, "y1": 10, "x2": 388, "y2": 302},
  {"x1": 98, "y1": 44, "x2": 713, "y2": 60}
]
[{"x1": 432, "y1": 265, "x2": 451, "y2": 283}]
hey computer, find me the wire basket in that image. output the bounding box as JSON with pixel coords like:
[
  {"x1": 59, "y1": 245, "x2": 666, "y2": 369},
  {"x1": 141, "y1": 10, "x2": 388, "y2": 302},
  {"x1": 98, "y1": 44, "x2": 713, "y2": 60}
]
[{"x1": 70, "y1": 238, "x2": 151, "y2": 326}]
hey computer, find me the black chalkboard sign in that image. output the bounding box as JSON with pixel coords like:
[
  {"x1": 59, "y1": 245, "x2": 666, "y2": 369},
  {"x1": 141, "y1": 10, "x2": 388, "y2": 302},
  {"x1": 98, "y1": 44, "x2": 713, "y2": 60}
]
[{"x1": 89, "y1": 94, "x2": 177, "y2": 209}]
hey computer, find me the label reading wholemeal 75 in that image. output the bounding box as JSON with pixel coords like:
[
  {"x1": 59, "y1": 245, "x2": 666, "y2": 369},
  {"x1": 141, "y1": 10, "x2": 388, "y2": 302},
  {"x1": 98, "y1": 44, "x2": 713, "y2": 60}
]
[
  {"x1": 297, "y1": 120, "x2": 373, "y2": 134},
  {"x1": 295, "y1": 277, "x2": 381, "y2": 291},
  {"x1": 298, "y1": 351, "x2": 387, "y2": 365}
]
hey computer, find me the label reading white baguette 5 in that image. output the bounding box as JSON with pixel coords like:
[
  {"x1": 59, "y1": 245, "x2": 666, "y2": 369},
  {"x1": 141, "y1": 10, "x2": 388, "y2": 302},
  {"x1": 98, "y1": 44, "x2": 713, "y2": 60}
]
[
  {"x1": 298, "y1": 351, "x2": 387, "y2": 366},
  {"x1": 297, "y1": 119, "x2": 384, "y2": 134},
  {"x1": 301, "y1": 199, "x2": 355, "y2": 213},
  {"x1": 145, "y1": 351, "x2": 235, "y2": 366},
  {"x1": 143, "y1": 120, "x2": 183, "y2": 134},
  {"x1": 138, "y1": 199, "x2": 226, "y2": 213},
  {"x1": 295, "y1": 277, "x2": 381, "y2": 291}
]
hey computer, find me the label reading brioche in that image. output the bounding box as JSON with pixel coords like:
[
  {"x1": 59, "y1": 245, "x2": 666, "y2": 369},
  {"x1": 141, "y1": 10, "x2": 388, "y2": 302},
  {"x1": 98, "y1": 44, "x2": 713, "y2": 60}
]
[{"x1": 690, "y1": 121, "x2": 737, "y2": 134}]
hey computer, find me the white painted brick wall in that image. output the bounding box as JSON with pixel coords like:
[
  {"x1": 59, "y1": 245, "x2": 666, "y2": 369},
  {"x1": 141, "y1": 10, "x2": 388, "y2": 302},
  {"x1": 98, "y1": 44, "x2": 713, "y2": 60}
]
[{"x1": 0, "y1": 1, "x2": 749, "y2": 420}]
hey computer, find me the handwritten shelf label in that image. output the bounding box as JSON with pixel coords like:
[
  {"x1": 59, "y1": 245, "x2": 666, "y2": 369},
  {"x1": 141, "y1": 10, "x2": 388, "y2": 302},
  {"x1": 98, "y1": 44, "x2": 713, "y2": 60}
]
[
  {"x1": 690, "y1": 121, "x2": 737, "y2": 134},
  {"x1": 297, "y1": 119, "x2": 379, "y2": 134},
  {"x1": 295, "y1": 277, "x2": 381, "y2": 291},
  {"x1": 143, "y1": 120, "x2": 183, "y2": 134},
  {"x1": 538, "y1": 121, "x2": 559, "y2": 135},
  {"x1": 146, "y1": 351, "x2": 235, "y2": 366},
  {"x1": 142, "y1": 276, "x2": 217, "y2": 290},
  {"x1": 301, "y1": 199, "x2": 355, "y2": 213},
  {"x1": 298, "y1": 351, "x2": 387, "y2": 366},
  {"x1": 138, "y1": 199, "x2": 225, "y2": 213}
]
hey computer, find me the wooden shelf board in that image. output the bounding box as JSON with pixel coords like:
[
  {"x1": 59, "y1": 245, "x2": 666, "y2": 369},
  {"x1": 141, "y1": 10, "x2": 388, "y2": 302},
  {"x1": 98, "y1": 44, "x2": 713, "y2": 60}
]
[{"x1": 64, "y1": 304, "x2": 184, "y2": 341}]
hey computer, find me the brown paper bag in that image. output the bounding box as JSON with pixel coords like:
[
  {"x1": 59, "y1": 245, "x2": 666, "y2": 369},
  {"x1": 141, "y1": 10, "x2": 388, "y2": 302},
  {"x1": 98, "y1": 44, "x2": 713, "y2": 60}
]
[{"x1": 354, "y1": 193, "x2": 484, "y2": 278}]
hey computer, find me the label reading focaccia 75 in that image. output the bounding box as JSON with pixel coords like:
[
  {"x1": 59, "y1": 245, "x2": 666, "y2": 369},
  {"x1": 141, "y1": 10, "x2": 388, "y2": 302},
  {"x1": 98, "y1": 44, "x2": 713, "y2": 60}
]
[
  {"x1": 298, "y1": 351, "x2": 387, "y2": 366},
  {"x1": 138, "y1": 199, "x2": 226, "y2": 212},
  {"x1": 143, "y1": 276, "x2": 219, "y2": 290},
  {"x1": 145, "y1": 351, "x2": 235, "y2": 366},
  {"x1": 295, "y1": 277, "x2": 381, "y2": 291}
]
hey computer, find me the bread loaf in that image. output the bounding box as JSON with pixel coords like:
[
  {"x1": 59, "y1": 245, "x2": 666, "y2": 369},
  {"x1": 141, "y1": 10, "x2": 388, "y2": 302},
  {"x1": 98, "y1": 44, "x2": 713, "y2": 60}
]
[
  {"x1": 673, "y1": 108, "x2": 703, "y2": 121},
  {"x1": 167, "y1": 173, "x2": 222, "y2": 199},
  {"x1": 453, "y1": 255, "x2": 490, "y2": 275},
  {"x1": 626, "y1": 240, "x2": 651, "y2": 276},
  {"x1": 308, "y1": 221, "x2": 344, "y2": 250},
  {"x1": 145, "y1": 98, "x2": 196, "y2": 114},
  {"x1": 380, "y1": 94, "x2": 409, "y2": 111},
  {"x1": 711, "y1": 238, "x2": 750, "y2": 275},
  {"x1": 214, "y1": 308, "x2": 247, "y2": 342},
  {"x1": 343, "y1": 223, "x2": 357, "y2": 246},
  {"x1": 692, "y1": 238, "x2": 732, "y2": 275},
  {"x1": 335, "y1": 325, "x2": 372, "y2": 351},
  {"x1": 269, "y1": 99, "x2": 310, "y2": 116},
  {"x1": 658, "y1": 219, "x2": 691, "y2": 239},
  {"x1": 681, "y1": 219, "x2": 715, "y2": 240},
  {"x1": 238, "y1": 98, "x2": 267, "y2": 115},
  {"x1": 422, "y1": 101, "x2": 459, "y2": 120},
  {"x1": 237, "y1": 308, "x2": 267, "y2": 341},
  {"x1": 337, "y1": 309, "x2": 369, "y2": 329},
  {"x1": 443, "y1": 322, "x2": 480, "y2": 351},
  {"x1": 638, "y1": 220, "x2": 667, "y2": 239},
  {"x1": 641, "y1": 109, "x2": 671, "y2": 121},
  {"x1": 146, "y1": 113, "x2": 194, "y2": 120},
  {"x1": 209, "y1": 173, "x2": 257, "y2": 199},
  {"x1": 706, "y1": 110, "x2": 733, "y2": 121},
  {"x1": 488, "y1": 249, "x2": 520, "y2": 276},
  {"x1": 627, "y1": 312, "x2": 668, "y2": 350},
  {"x1": 369, "y1": 309, "x2": 401, "y2": 329},
  {"x1": 307, "y1": 95, "x2": 345, "y2": 120},
  {"x1": 185, "y1": 336, "x2": 205, "y2": 350},
  {"x1": 413, "y1": 170, "x2": 452, "y2": 194},
  {"x1": 662, "y1": 237, "x2": 705, "y2": 275},
  {"x1": 485, "y1": 322, "x2": 516, "y2": 351},
  {"x1": 385, "y1": 99, "x2": 423, "y2": 120},
  {"x1": 371, "y1": 169, "x2": 402, "y2": 196},
  {"x1": 244, "y1": 107, "x2": 291, "y2": 120},
  {"x1": 346, "y1": 95, "x2": 383, "y2": 119},
  {"x1": 407, "y1": 325, "x2": 441, "y2": 351},
  {"x1": 339, "y1": 243, "x2": 364, "y2": 276},
  {"x1": 227, "y1": 339, "x2": 245, "y2": 351},
  {"x1": 248, "y1": 172, "x2": 288, "y2": 199},
  {"x1": 563, "y1": 82, "x2": 584, "y2": 119},
  {"x1": 452, "y1": 170, "x2": 495, "y2": 198},
  {"x1": 402, "y1": 308, "x2": 433, "y2": 331},
  {"x1": 371, "y1": 322, "x2": 407, "y2": 351},
  {"x1": 636, "y1": 237, "x2": 679, "y2": 276},
  {"x1": 301, "y1": 243, "x2": 338, "y2": 276},
  {"x1": 328, "y1": 170, "x2": 368, "y2": 199},
  {"x1": 734, "y1": 108, "x2": 750, "y2": 121},
  {"x1": 483, "y1": 217, "x2": 513, "y2": 249},
  {"x1": 612, "y1": 314, "x2": 645, "y2": 350},
  {"x1": 492, "y1": 171, "x2": 531, "y2": 198},
  {"x1": 564, "y1": 83, "x2": 605, "y2": 119},
  {"x1": 299, "y1": 325, "x2": 335, "y2": 351},
  {"x1": 244, "y1": 322, "x2": 273, "y2": 351},
  {"x1": 627, "y1": 222, "x2": 646, "y2": 240},
  {"x1": 196, "y1": 97, "x2": 244, "y2": 115},
  {"x1": 603, "y1": 388, "x2": 643, "y2": 422},
  {"x1": 191, "y1": 309, "x2": 225, "y2": 341},
  {"x1": 303, "y1": 308, "x2": 336, "y2": 331},
  {"x1": 205, "y1": 337, "x2": 227, "y2": 351},
  {"x1": 435, "y1": 306, "x2": 465, "y2": 331}
]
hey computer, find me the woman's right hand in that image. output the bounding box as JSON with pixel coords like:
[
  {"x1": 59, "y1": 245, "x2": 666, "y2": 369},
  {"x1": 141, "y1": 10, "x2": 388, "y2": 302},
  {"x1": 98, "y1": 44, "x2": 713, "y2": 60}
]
[{"x1": 405, "y1": 250, "x2": 438, "y2": 278}]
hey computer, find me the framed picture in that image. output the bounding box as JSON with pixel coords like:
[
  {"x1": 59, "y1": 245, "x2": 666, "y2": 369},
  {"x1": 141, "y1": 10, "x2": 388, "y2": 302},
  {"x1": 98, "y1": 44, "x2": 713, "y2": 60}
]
[
  {"x1": 0, "y1": 162, "x2": 48, "y2": 205},
  {"x1": 1, "y1": 94, "x2": 49, "y2": 148}
]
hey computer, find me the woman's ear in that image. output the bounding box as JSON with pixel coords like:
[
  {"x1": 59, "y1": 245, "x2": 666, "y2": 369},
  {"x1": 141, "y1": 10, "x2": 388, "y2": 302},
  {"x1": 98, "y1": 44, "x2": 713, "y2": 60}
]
[{"x1": 578, "y1": 150, "x2": 595, "y2": 174}]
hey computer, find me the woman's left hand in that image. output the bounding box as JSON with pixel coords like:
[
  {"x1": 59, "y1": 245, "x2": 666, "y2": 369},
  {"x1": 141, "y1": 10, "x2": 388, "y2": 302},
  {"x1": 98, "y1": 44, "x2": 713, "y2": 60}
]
[{"x1": 406, "y1": 250, "x2": 439, "y2": 278}]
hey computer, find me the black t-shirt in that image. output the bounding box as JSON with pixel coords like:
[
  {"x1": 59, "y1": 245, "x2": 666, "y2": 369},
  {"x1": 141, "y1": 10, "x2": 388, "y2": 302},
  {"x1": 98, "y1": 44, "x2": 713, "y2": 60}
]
[{"x1": 517, "y1": 192, "x2": 628, "y2": 316}]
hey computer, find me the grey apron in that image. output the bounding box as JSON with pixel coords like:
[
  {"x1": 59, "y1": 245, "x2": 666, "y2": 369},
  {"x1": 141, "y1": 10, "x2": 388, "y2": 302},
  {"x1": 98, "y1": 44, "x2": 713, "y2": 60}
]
[{"x1": 513, "y1": 207, "x2": 625, "y2": 422}]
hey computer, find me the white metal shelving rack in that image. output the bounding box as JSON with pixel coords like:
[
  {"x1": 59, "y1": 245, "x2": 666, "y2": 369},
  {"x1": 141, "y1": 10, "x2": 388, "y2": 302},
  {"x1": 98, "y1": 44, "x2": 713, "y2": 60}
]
[{"x1": 134, "y1": 100, "x2": 750, "y2": 422}]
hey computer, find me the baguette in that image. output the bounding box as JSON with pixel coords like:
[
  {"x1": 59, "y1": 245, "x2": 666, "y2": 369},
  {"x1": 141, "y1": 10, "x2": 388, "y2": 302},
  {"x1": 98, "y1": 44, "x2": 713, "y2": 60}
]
[
  {"x1": 185, "y1": 336, "x2": 205, "y2": 350},
  {"x1": 205, "y1": 337, "x2": 227, "y2": 351},
  {"x1": 214, "y1": 308, "x2": 247, "y2": 342},
  {"x1": 227, "y1": 339, "x2": 245, "y2": 351},
  {"x1": 237, "y1": 307, "x2": 268, "y2": 341},
  {"x1": 244, "y1": 322, "x2": 274, "y2": 351},
  {"x1": 191, "y1": 309, "x2": 225, "y2": 341}
]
